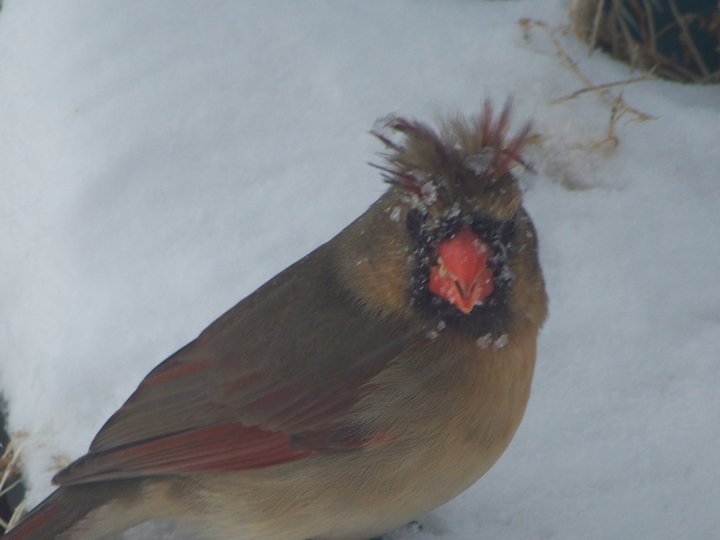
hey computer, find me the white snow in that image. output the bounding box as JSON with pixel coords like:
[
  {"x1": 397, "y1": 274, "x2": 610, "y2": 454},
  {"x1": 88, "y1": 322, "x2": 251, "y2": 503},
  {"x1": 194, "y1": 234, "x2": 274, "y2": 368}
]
[{"x1": 1, "y1": 1, "x2": 719, "y2": 539}]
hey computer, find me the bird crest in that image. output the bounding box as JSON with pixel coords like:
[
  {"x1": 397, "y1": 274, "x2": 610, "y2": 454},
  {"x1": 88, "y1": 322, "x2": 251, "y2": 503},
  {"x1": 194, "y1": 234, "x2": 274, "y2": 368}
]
[{"x1": 371, "y1": 100, "x2": 532, "y2": 223}]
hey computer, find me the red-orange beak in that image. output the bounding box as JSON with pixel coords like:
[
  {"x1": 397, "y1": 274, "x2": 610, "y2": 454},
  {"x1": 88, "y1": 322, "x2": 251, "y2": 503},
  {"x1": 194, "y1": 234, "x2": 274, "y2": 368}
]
[{"x1": 428, "y1": 227, "x2": 494, "y2": 314}]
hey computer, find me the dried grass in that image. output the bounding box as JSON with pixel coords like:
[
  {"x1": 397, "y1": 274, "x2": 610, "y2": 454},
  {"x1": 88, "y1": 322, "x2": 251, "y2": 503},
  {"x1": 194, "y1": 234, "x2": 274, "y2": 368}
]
[
  {"x1": 0, "y1": 437, "x2": 25, "y2": 533},
  {"x1": 571, "y1": 0, "x2": 720, "y2": 83}
]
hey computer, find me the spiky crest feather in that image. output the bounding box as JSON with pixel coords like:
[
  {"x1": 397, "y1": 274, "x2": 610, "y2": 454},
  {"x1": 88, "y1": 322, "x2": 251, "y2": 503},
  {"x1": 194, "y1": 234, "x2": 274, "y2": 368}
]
[{"x1": 371, "y1": 100, "x2": 532, "y2": 222}]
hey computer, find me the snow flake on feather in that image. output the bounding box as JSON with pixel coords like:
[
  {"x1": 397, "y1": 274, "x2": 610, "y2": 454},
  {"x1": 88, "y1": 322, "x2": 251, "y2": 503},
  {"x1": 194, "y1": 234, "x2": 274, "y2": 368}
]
[
  {"x1": 475, "y1": 333, "x2": 509, "y2": 350},
  {"x1": 475, "y1": 333, "x2": 493, "y2": 349},
  {"x1": 446, "y1": 202, "x2": 461, "y2": 220},
  {"x1": 426, "y1": 319, "x2": 448, "y2": 341},
  {"x1": 420, "y1": 179, "x2": 438, "y2": 206},
  {"x1": 493, "y1": 334, "x2": 509, "y2": 350},
  {"x1": 387, "y1": 206, "x2": 402, "y2": 222},
  {"x1": 465, "y1": 149, "x2": 494, "y2": 176}
]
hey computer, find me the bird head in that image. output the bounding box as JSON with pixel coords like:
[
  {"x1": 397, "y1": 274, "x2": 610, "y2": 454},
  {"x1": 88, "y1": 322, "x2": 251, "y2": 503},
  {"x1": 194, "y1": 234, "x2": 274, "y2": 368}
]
[{"x1": 335, "y1": 101, "x2": 547, "y2": 341}]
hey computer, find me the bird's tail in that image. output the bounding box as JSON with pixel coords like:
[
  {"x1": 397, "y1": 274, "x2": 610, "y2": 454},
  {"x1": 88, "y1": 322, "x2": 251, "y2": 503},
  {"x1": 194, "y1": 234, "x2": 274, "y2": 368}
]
[{"x1": 2, "y1": 480, "x2": 149, "y2": 540}]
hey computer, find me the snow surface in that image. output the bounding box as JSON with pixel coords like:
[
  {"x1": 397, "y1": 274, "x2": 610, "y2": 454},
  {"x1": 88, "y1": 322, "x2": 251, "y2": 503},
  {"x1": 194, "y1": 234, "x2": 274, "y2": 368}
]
[{"x1": 1, "y1": 0, "x2": 719, "y2": 539}]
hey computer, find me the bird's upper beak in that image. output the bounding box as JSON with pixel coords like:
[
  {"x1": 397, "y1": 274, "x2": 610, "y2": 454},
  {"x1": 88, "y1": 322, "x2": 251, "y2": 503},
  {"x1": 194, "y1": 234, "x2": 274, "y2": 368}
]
[{"x1": 428, "y1": 227, "x2": 494, "y2": 314}]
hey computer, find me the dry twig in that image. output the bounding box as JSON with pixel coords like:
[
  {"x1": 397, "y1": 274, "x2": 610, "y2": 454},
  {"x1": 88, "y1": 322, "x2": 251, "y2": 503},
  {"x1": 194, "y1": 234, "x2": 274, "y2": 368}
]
[
  {"x1": 520, "y1": 17, "x2": 655, "y2": 149},
  {"x1": 551, "y1": 74, "x2": 652, "y2": 103}
]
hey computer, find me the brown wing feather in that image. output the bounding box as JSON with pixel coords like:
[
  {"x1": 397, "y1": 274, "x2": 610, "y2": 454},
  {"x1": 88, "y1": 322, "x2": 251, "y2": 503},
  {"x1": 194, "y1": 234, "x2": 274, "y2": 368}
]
[{"x1": 54, "y1": 244, "x2": 419, "y2": 486}]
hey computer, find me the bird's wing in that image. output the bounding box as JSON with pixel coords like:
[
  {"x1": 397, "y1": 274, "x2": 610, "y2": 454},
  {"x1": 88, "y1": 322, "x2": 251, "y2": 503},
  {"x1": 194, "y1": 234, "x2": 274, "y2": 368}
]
[{"x1": 55, "y1": 246, "x2": 418, "y2": 486}]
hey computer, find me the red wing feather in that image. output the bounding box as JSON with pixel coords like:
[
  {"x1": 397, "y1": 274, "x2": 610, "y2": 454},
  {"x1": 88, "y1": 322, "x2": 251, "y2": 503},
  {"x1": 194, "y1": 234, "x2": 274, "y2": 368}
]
[
  {"x1": 57, "y1": 424, "x2": 314, "y2": 484},
  {"x1": 54, "y1": 382, "x2": 383, "y2": 485},
  {"x1": 110, "y1": 424, "x2": 315, "y2": 473}
]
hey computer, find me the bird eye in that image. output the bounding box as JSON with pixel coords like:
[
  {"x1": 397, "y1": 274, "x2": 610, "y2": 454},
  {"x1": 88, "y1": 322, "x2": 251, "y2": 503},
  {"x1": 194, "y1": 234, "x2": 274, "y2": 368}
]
[{"x1": 405, "y1": 209, "x2": 425, "y2": 237}]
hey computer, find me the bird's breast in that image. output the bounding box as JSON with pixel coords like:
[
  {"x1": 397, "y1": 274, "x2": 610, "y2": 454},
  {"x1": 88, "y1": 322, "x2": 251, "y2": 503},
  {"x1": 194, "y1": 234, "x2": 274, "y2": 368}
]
[{"x1": 379, "y1": 326, "x2": 539, "y2": 508}]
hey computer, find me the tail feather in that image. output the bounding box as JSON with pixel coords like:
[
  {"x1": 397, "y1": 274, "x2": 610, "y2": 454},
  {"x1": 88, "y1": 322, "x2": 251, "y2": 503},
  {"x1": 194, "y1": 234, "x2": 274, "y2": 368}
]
[
  {"x1": 3, "y1": 487, "x2": 90, "y2": 540},
  {"x1": 2, "y1": 481, "x2": 147, "y2": 540}
]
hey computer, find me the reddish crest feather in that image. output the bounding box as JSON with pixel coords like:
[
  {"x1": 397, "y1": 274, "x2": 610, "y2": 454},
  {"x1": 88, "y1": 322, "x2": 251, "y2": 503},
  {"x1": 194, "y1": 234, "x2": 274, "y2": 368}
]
[{"x1": 370, "y1": 99, "x2": 532, "y2": 203}]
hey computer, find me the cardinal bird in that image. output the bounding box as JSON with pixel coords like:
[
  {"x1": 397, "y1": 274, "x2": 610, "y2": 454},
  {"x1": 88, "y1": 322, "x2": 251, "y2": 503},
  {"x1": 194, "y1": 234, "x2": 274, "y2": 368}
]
[{"x1": 5, "y1": 102, "x2": 547, "y2": 540}]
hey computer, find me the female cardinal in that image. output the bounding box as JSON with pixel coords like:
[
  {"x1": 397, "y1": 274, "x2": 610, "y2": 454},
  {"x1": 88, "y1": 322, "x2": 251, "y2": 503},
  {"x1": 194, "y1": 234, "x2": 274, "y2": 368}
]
[{"x1": 5, "y1": 103, "x2": 547, "y2": 540}]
